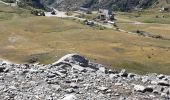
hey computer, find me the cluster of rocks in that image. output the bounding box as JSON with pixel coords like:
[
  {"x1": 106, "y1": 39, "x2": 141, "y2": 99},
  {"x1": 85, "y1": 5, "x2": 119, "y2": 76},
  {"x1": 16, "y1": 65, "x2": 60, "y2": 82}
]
[{"x1": 0, "y1": 54, "x2": 170, "y2": 100}]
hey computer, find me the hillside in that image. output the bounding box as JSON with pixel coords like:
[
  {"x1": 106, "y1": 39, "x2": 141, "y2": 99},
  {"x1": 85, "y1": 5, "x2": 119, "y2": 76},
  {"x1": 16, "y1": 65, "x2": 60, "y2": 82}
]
[
  {"x1": 1, "y1": 2, "x2": 170, "y2": 74},
  {"x1": 4, "y1": 0, "x2": 168, "y2": 11},
  {"x1": 34, "y1": 0, "x2": 169, "y2": 11}
]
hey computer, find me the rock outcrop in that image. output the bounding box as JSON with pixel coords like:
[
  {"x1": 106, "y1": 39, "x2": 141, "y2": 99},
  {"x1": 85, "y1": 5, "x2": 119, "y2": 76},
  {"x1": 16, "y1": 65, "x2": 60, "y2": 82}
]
[{"x1": 0, "y1": 54, "x2": 170, "y2": 100}]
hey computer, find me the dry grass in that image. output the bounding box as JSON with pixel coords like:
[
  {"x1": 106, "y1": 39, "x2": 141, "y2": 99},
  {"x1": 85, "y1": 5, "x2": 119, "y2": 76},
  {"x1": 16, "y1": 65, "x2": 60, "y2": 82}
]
[
  {"x1": 0, "y1": 4, "x2": 170, "y2": 74},
  {"x1": 117, "y1": 11, "x2": 170, "y2": 40}
]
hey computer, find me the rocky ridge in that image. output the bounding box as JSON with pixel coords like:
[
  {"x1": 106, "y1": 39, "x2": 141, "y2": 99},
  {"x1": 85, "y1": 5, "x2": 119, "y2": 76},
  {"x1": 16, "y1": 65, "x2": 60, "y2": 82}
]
[{"x1": 0, "y1": 54, "x2": 170, "y2": 100}]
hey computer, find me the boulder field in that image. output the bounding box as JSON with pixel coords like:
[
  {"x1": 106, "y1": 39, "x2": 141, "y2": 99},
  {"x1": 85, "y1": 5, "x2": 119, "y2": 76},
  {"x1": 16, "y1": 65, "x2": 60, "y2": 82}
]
[{"x1": 0, "y1": 54, "x2": 170, "y2": 100}]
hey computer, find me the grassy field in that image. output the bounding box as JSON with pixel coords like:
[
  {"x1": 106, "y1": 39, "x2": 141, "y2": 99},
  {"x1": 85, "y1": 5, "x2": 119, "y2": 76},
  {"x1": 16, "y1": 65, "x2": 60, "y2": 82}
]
[
  {"x1": 116, "y1": 10, "x2": 170, "y2": 39},
  {"x1": 1, "y1": 3, "x2": 170, "y2": 74}
]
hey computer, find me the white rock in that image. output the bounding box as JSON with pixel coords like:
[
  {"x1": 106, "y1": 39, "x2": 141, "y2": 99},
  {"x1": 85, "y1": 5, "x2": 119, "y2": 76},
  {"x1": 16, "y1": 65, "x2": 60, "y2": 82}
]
[
  {"x1": 115, "y1": 83, "x2": 123, "y2": 86},
  {"x1": 84, "y1": 84, "x2": 90, "y2": 90},
  {"x1": 109, "y1": 74, "x2": 119, "y2": 78},
  {"x1": 142, "y1": 76, "x2": 149, "y2": 83},
  {"x1": 157, "y1": 74, "x2": 165, "y2": 79},
  {"x1": 128, "y1": 73, "x2": 136, "y2": 78},
  {"x1": 72, "y1": 65, "x2": 86, "y2": 72},
  {"x1": 9, "y1": 86, "x2": 17, "y2": 90},
  {"x1": 151, "y1": 81, "x2": 158, "y2": 85},
  {"x1": 97, "y1": 86, "x2": 108, "y2": 91},
  {"x1": 51, "y1": 85, "x2": 61, "y2": 91},
  {"x1": 45, "y1": 96, "x2": 53, "y2": 100},
  {"x1": 115, "y1": 93, "x2": 120, "y2": 96},
  {"x1": 54, "y1": 71, "x2": 66, "y2": 77},
  {"x1": 53, "y1": 54, "x2": 76, "y2": 65},
  {"x1": 66, "y1": 88, "x2": 74, "y2": 93},
  {"x1": 134, "y1": 85, "x2": 145, "y2": 92},
  {"x1": 106, "y1": 89, "x2": 112, "y2": 93},
  {"x1": 149, "y1": 94, "x2": 155, "y2": 98},
  {"x1": 0, "y1": 85, "x2": 5, "y2": 90},
  {"x1": 161, "y1": 93, "x2": 167, "y2": 97},
  {"x1": 62, "y1": 94, "x2": 77, "y2": 100},
  {"x1": 134, "y1": 75, "x2": 141, "y2": 81},
  {"x1": 99, "y1": 67, "x2": 106, "y2": 73},
  {"x1": 0, "y1": 60, "x2": 3, "y2": 65},
  {"x1": 53, "y1": 53, "x2": 88, "y2": 67}
]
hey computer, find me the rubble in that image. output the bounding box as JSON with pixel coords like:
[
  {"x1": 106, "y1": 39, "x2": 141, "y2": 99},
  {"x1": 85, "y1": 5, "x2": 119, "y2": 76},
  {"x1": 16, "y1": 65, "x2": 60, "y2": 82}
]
[{"x1": 0, "y1": 54, "x2": 170, "y2": 100}]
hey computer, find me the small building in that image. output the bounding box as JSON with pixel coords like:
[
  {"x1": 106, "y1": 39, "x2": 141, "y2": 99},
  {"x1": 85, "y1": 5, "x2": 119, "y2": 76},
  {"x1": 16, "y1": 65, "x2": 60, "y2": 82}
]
[
  {"x1": 15, "y1": 0, "x2": 19, "y2": 4},
  {"x1": 97, "y1": 9, "x2": 115, "y2": 21},
  {"x1": 98, "y1": 9, "x2": 109, "y2": 20}
]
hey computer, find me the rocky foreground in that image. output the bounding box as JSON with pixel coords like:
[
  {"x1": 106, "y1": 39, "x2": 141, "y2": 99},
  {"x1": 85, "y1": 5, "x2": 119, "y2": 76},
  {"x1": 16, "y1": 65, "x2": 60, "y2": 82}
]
[{"x1": 0, "y1": 54, "x2": 170, "y2": 100}]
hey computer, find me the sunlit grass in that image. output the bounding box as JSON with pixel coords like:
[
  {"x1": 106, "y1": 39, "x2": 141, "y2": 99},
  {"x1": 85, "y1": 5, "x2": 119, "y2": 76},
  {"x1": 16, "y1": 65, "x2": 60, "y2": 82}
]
[{"x1": 0, "y1": 4, "x2": 170, "y2": 74}]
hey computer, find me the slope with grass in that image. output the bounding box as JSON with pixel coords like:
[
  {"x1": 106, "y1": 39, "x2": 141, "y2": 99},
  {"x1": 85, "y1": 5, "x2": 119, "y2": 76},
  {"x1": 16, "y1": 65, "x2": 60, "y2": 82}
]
[{"x1": 0, "y1": 3, "x2": 170, "y2": 74}]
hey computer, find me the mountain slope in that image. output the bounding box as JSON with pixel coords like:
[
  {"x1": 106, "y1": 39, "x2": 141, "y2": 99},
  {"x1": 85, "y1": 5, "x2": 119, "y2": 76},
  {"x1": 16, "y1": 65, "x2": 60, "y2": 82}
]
[
  {"x1": 13, "y1": 0, "x2": 170, "y2": 11},
  {"x1": 44, "y1": 0, "x2": 159, "y2": 11}
]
